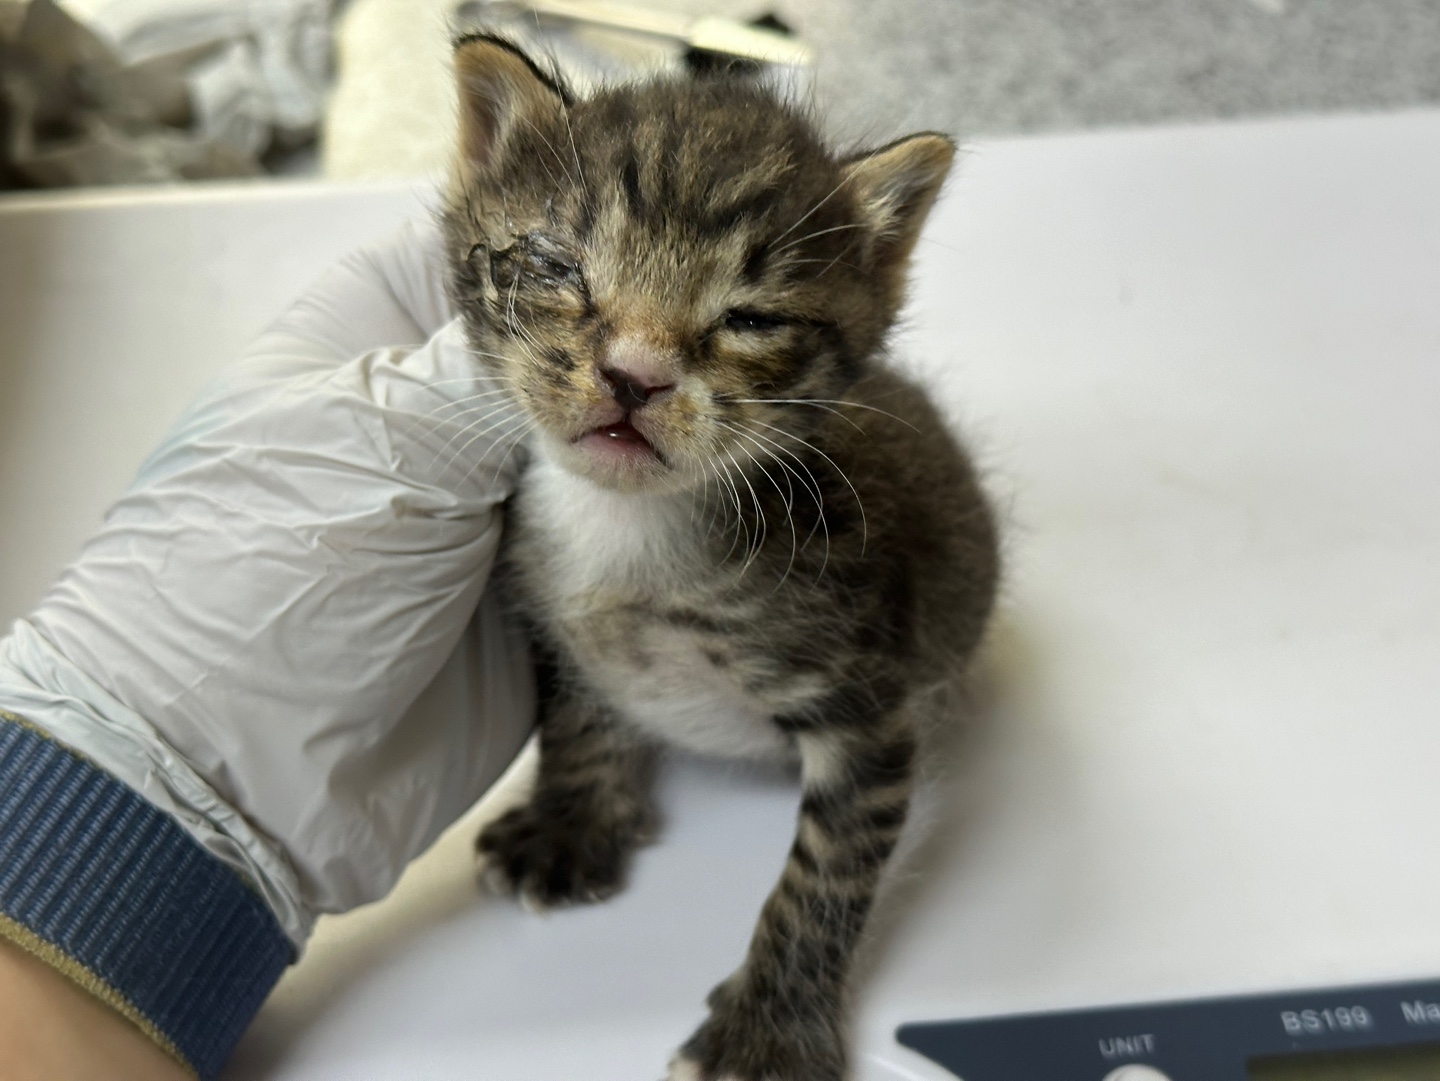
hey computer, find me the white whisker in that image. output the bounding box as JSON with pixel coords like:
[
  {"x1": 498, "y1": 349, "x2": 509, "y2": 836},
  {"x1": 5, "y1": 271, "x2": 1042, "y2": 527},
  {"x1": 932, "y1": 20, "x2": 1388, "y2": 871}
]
[
  {"x1": 418, "y1": 372, "x2": 509, "y2": 389},
  {"x1": 424, "y1": 387, "x2": 517, "y2": 421},
  {"x1": 771, "y1": 221, "x2": 865, "y2": 259},
  {"x1": 486, "y1": 416, "x2": 538, "y2": 486},
  {"x1": 771, "y1": 172, "x2": 857, "y2": 247},
  {"x1": 504, "y1": 278, "x2": 553, "y2": 363},
  {"x1": 713, "y1": 455, "x2": 748, "y2": 565},
  {"x1": 428, "y1": 401, "x2": 515, "y2": 468},
  {"x1": 723, "y1": 448, "x2": 766, "y2": 576},
  {"x1": 751, "y1": 419, "x2": 867, "y2": 556},
  {"x1": 516, "y1": 113, "x2": 573, "y2": 190},
  {"x1": 730, "y1": 397, "x2": 863, "y2": 432},
  {"x1": 455, "y1": 413, "x2": 532, "y2": 489},
  {"x1": 729, "y1": 397, "x2": 919, "y2": 432},
  {"x1": 727, "y1": 435, "x2": 797, "y2": 591},
  {"x1": 728, "y1": 421, "x2": 831, "y2": 578},
  {"x1": 692, "y1": 461, "x2": 712, "y2": 530},
  {"x1": 561, "y1": 107, "x2": 588, "y2": 194},
  {"x1": 462, "y1": 348, "x2": 515, "y2": 364},
  {"x1": 438, "y1": 407, "x2": 526, "y2": 477}
]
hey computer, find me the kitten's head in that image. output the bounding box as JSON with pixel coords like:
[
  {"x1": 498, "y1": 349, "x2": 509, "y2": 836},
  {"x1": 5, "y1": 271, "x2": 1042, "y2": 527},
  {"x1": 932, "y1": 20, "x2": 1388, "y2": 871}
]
[{"x1": 444, "y1": 35, "x2": 953, "y2": 494}]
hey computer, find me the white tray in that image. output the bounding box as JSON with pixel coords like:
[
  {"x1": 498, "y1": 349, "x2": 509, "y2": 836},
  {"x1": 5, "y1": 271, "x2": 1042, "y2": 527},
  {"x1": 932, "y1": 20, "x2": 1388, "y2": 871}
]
[{"x1": 2, "y1": 110, "x2": 1438, "y2": 1081}]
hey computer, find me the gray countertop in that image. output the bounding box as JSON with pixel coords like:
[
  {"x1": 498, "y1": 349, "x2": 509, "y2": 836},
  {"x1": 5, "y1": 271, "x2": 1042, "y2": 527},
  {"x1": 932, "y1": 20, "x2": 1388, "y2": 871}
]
[
  {"x1": 324, "y1": 0, "x2": 1440, "y2": 178},
  {"x1": 684, "y1": 0, "x2": 1440, "y2": 139}
]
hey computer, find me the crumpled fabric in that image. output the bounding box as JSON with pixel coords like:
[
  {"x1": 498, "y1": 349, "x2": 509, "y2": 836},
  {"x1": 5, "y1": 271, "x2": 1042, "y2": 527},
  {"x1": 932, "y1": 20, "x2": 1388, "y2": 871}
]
[
  {"x1": 0, "y1": 0, "x2": 328, "y2": 187},
  {"x1": 74, "y1": 0, "x2": 333, "y2": 152},
  {"x1": 0, "y1": 217, "x2": 536, "y2": 947}
]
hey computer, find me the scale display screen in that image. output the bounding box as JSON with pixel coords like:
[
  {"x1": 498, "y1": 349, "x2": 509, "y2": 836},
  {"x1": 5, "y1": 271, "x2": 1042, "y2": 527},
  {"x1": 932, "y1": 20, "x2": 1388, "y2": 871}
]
[
  {"x1": 1249, "y1": 1042, "x2": 1440, "y2": 1081},
  {"x1": 896, "y1": 977, "x2": 1440, "y2": 1081}
]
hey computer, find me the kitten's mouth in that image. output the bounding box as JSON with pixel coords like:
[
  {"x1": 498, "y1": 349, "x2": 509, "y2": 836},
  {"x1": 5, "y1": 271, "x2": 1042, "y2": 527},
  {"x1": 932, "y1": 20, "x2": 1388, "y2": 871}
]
[{"x1": 574, "y1": 418, "x2": 665, "y2": 465}]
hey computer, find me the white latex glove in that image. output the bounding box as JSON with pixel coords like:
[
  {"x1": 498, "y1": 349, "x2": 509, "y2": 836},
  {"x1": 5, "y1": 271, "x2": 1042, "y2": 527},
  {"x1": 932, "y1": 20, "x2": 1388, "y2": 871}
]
[{"x1": 0, "y1": 218, "x2": 535, "y2": 947}]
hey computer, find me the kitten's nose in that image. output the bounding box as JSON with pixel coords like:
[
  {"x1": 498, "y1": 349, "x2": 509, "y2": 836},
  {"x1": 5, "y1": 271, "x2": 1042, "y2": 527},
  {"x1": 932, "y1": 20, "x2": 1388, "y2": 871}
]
[{"x1": 598, "y1": 365, "x2": 675, "y2": 411}]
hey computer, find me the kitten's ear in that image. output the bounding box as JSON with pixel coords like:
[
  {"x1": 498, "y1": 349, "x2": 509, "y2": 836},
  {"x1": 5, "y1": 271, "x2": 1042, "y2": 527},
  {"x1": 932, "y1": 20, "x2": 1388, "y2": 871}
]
[
  {"x1": 841, "y1": 133, "x2": 955, "y2": 272},
  {"x1": 453, "y1": 34, "x2": 569, "y2": 177}
]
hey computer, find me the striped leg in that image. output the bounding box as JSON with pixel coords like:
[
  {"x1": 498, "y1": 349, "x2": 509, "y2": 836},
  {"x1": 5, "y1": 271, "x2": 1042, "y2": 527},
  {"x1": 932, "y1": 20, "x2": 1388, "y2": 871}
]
[
  {"x1": 477, "y1": 690, "x2": 659, "y2": 909},
  {"x1": 670, "y1": 719, "x2": 916, "y2": 1081}
]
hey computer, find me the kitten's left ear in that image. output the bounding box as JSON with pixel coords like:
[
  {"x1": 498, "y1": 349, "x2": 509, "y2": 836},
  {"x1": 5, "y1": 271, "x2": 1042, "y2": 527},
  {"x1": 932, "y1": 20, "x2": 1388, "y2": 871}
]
[{"x1": 841, "y1": 133, "x2": 956, "y2": 274}]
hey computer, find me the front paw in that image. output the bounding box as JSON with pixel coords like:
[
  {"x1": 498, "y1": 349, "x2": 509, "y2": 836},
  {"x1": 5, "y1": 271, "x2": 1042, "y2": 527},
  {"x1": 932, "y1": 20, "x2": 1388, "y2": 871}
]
[
  {"x1": 475, "y1": 802, "x2": 635, "y2": 910},
  {"x1": 667, "y1": 991, "x2": 846, "y2": 1081}
]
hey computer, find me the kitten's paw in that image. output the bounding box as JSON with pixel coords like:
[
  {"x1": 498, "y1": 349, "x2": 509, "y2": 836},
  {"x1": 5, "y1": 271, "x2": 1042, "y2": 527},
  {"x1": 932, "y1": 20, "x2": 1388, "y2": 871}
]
[
  {"x1": 664, "y1": 1053, "x2": 717, "y2": 1081},
  {"x1": 474, "y1": 804, "x2": 632, "y2": 909},
  {"x1": 665, "y1": 1048, "x2": 842, "y2": 1081},
  {"x1": 665, "y1": 1052, "x2": 764, "y2": 1081},
  {"x1": 670, "y1": 1004, "x2": 846, "y2": 1081}
]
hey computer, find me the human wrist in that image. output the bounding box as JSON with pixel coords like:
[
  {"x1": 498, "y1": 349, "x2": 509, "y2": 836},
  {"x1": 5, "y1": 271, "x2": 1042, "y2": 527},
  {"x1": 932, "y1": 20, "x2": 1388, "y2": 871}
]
[
  {"x1": 0, "y1": 712, "x2": 293, "y2": 1080},
  {"x1": 0, "y1": 935, "x2": 192, "y2": 1081}
]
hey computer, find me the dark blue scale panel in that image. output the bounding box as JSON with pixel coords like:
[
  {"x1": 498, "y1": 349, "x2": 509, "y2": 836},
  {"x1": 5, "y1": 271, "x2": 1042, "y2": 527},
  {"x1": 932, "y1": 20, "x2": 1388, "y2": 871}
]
[{"x1": 896, "y1": 977, "x2": 1440, "y2": 1081}]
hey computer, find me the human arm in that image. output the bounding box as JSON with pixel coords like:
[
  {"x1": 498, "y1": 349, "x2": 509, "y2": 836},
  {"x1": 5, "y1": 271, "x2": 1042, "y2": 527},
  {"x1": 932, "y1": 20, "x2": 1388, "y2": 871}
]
[
  {"x1": 0, "y1": 935, "x2": 191, "y2": 1081},
  {"x1": 0, "y1": 216, "x2": 534, "y2": 1079}
]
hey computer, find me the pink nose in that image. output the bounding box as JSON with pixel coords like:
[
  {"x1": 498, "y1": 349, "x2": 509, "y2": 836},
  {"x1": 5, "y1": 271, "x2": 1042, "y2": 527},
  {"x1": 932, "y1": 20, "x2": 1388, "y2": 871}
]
[
  {"x1": 599, "y1": 365, "x2": 675, "y2": 410},
  {"x1": 601, "y1": 335, "x2": 678, "y2": 410}
]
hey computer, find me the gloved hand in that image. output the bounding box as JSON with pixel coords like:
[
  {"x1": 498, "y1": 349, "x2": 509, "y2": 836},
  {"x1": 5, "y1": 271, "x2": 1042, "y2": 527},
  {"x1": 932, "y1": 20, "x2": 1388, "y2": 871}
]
[{"x1": 0, "y1": 216, "x2": 535, "y2": 952}]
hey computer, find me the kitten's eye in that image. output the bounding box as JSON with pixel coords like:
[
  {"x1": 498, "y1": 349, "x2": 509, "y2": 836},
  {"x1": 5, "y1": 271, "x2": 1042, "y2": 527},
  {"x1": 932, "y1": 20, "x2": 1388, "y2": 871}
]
[
  {"x1": 523, "y1": 250, "x2": 578, "y2": 282},
  {"x1": 724, "y1": 309, "x2": 786, "y2": 333}
]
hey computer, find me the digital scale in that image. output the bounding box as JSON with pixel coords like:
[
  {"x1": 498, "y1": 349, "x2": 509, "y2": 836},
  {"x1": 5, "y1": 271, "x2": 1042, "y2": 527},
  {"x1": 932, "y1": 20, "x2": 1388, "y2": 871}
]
[
  {"x1": 898, "y1": 978, "x2": 1440, "y2": 1080},
  {"x1": 2, "y1": 110, "x2": 1438, "y2": 1081}
]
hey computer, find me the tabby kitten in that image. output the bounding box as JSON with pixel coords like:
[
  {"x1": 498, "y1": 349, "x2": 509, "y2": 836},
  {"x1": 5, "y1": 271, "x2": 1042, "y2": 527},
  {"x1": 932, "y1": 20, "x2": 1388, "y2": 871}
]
[{"x1": 444, "y1": 35, "x2": 999, "y2": 1081}]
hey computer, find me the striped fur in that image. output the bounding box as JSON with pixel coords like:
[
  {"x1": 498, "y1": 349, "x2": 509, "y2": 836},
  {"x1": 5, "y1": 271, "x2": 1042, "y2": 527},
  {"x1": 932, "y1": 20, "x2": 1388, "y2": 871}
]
[{"x1": 445, "y1": 36, "x2": 999, "y2": 1081}]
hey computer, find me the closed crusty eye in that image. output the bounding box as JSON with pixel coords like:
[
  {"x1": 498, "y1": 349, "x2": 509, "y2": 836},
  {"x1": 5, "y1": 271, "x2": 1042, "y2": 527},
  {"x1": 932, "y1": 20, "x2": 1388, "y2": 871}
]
[
  {"x1": 489, "y1": 235, "x2": 585, "y2": 293},
  {"x1": 522, "y1": 250, "x2": 579, "y2": 282}
]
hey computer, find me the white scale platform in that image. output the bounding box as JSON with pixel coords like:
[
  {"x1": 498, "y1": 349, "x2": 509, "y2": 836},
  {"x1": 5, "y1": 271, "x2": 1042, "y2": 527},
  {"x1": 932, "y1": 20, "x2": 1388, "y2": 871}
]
[{"x1": 1, "y1": 109, "x2": 1438, "y2": 1081}]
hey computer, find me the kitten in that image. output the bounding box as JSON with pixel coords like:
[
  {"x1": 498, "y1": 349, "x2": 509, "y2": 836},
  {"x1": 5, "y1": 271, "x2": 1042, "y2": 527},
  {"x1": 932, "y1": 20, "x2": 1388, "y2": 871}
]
[{"x1": 443, "y1": 35, "x2": 999, "y2": 1081}]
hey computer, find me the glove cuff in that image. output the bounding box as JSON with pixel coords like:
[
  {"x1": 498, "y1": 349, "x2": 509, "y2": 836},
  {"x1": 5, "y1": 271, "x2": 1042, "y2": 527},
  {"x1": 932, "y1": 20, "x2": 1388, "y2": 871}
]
[{"x1": 0, "y1": 711, "x2": 293, "y2": 1080}]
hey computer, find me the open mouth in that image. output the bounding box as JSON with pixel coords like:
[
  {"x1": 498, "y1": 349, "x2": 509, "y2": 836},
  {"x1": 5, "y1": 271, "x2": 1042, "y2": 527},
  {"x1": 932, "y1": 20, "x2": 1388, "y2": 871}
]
[
  {"x1": 575, "y1": 418, "x2": 663, "y2": 463},
  {"x1": 590, "y1": 420, "x2": 652, "y2": 449}
]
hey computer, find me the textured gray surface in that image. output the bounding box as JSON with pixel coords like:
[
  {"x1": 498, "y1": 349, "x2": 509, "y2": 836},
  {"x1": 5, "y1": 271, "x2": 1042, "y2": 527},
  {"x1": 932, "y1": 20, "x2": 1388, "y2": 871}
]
[
  {"x1": 324, "y1": 0, "x2": 1440, "y2": 179},
  {"x1": 671, "y1": 0, "x2": 1440, "y2": 141}
]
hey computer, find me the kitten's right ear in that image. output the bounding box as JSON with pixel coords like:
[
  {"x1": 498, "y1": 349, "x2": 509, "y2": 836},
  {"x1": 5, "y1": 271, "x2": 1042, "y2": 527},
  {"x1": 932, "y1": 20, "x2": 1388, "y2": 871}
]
[
  {"x1": 453, "y1": 34, "x2": 570, "y2": 177},
  {"x1": 841, "y1": 133, "x2": 955, "y2": 274}
]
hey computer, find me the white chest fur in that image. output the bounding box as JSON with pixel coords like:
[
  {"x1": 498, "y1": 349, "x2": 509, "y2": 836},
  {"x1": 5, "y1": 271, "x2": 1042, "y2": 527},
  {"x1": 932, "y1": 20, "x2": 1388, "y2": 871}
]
[
  {"x1": 524, "y1": 457, "x2": 694, "y2": 597},
  {"x1": 522, "y1": 457, "x2": 792, "y2": 762}
]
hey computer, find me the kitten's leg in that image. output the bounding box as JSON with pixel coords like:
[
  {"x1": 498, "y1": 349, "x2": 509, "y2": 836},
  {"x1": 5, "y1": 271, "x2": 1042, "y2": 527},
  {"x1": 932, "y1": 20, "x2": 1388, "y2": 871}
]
[
  {"x1": 671, "y1": 713, "x2": 916, "y2": 1081},
  {"x1": 477, "y1": 689, "x2": 659, "y2": 909}
]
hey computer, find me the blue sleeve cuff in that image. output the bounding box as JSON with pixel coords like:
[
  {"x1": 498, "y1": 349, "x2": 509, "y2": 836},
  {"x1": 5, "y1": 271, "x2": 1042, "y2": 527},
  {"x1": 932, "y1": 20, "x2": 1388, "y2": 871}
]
[{"x1": 0, "y1": 711, "x2": 294, "y2": 1079}]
